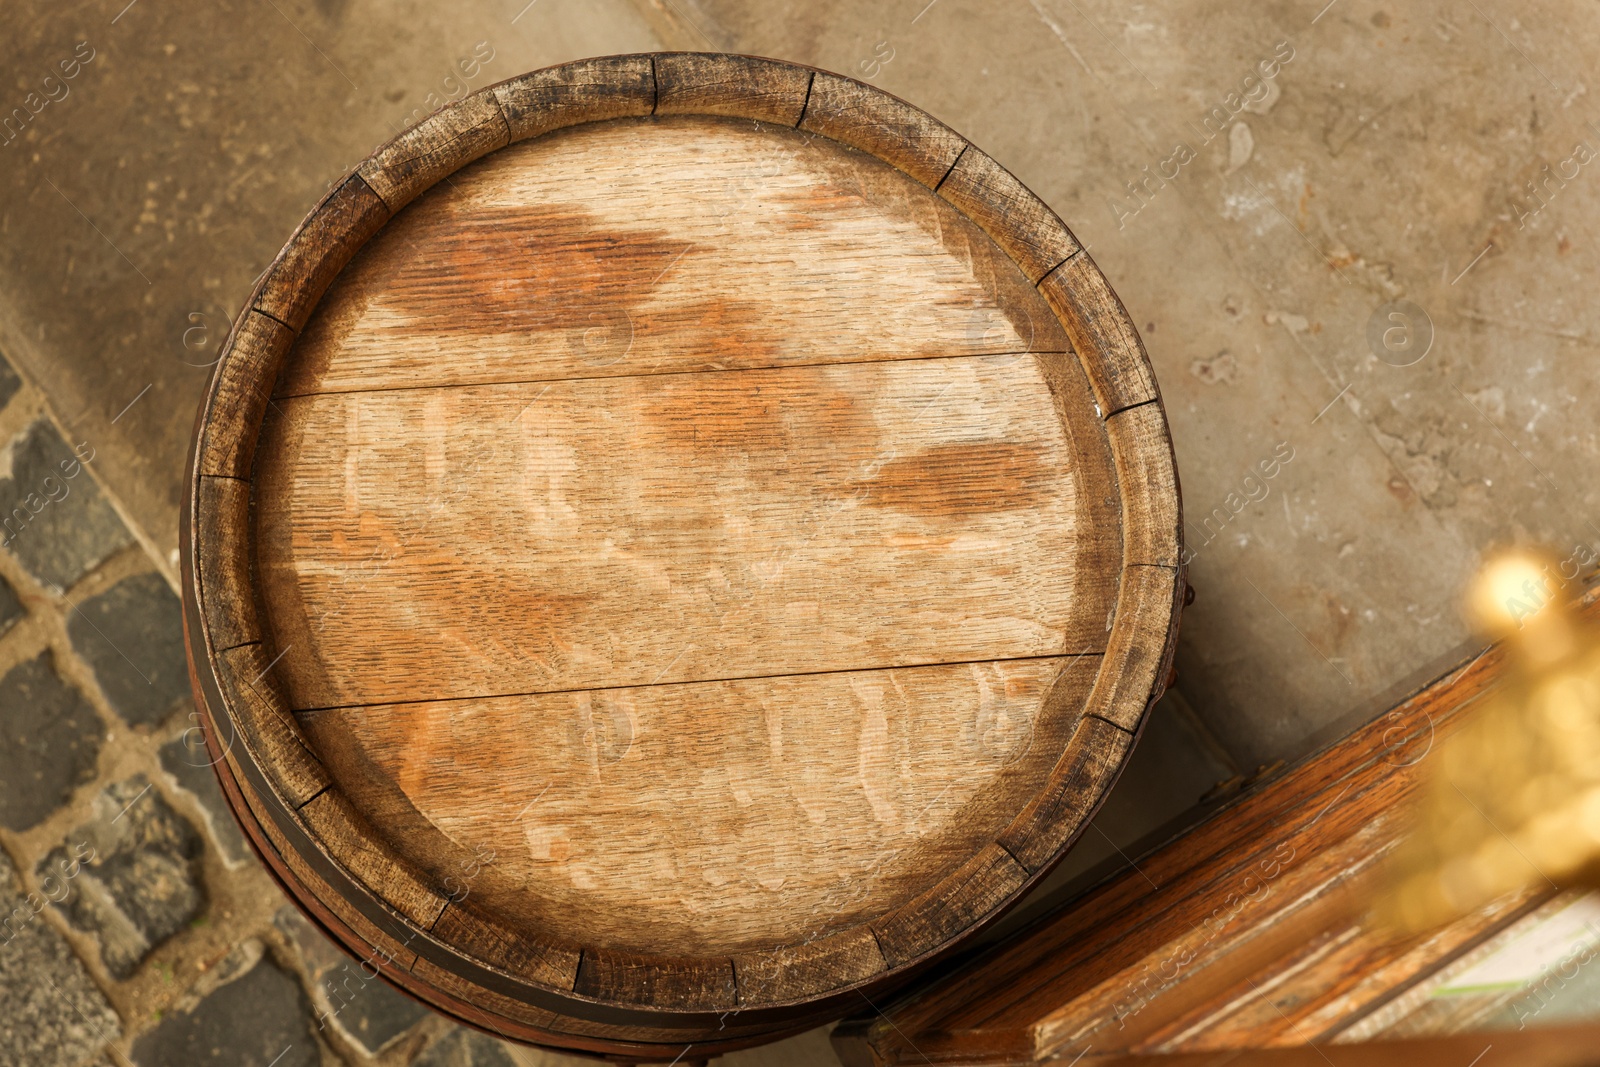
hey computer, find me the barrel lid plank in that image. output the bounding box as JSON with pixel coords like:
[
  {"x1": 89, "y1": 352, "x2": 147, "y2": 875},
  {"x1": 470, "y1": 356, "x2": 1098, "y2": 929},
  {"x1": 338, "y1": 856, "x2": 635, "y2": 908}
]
[{"x1": 182, "y1": 52, "x2": 1182, "y2": 1056}]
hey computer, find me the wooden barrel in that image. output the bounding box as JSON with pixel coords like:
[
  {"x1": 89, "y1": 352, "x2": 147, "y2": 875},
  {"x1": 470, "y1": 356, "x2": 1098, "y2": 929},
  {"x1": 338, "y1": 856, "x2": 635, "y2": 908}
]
[{"x1": 180, "y1": 53, "x2": 1183, "y2": 1060}]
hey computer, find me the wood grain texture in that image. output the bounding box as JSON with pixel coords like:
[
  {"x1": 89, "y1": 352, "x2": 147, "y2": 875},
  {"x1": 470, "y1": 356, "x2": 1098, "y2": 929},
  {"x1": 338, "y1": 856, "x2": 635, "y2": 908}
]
[
  {"x1": 654, "y1": 52, "x2": 812, "y2": 126},
  {"x1": 253, "y1": 174, "x2": 392, "y2": 333},
  {"x1": 196, "y1": 310, "x2": 293, "y2": 478},
  {"x1": 1084, "y1": 564, "x2": 1183, "y2": 732},
  {"x1": 256, "y1": 359, "x2": 1101, "y2": 708},
  {"x1": 215, "y1": 642, "x2": 329, "y2": 809},
  {"x1": 873, "y1": 843, "x2": 1029, "y2": 969},
  {"x1": 799, "y1": 71, "x2": 966, "y2": 189},
  {"x1": 195, "y1": 476, "x2": 257, "y2": 650},
  {"x1": 997, "y1": 712, "x2": 1134, "y2": 873},
  {"x1": 1038, "y1": 252, "x2": 1159, "y2": 416},
  {"x1": 576, "y1": 951, "x2": 737, "y2": 1012},
  {"x1": 1107, "y1": 401, "x2": 1183, "y2": 568},
  {"x1": 733, "y1": 925, "x2": 886, "y2": 1006},
  {"x1": 182, "y1": 53, "x2": 1180, "y2": 1047},
  {"x1": 1094, "y1": 1021, "x2": 1600, "y2": 1067},
  {"x1": 1330, "y1": 889, "x2": 1586, "y2": 1043},
  {"x1": 430, "y1": 901, "x2": 580, "y2": 993},
  {"x1": 406, "y1": 954, "x2": 564, "y2": 1031},
  {"x1": 299, "y1": 788, "x2": 450, "y2": 930},
  {"x1": 493, "y1": 55, "x2": 655, "y2": 143},
  {"x1": 277, "y1": 117, "x2": 1065, "y2": 397},
  {"x1": 833, "y1": 590, "x2": 1600, "y2": 1066},
  {"x1": 357, "y1": 90, "x2": 510, "y2": 211},
  {"x1": 938, "y1": 145, "x2": 1081, "y2": 284},
  {"x1": 187, "y1": 583, "x2": 810, "y2": 1058},
  {"x1": 296, "y1": 659, "x2": 1089, "y2": 956},
  {"x1": 235, "y1": 727, "x2": 798, "y2": 1054},
  {"x1": 1137, "y1": 883, "x2": 1548, "y2": 1052}
]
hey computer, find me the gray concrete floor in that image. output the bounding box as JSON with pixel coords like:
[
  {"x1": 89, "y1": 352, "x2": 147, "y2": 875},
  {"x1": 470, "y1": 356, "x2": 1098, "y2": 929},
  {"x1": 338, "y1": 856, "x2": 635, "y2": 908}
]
[{"x1": 5, "y1": 0, "x2": 1600, "y2": 1062}]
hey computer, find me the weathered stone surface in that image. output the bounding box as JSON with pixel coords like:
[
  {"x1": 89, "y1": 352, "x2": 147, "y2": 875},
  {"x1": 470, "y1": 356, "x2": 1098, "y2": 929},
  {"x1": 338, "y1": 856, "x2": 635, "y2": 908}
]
[
  {"x1": 0, "y1": 571, "x2": 23, "y2": 637},
  {"x1": 40, "y1": 775, "x2": 204, "y2": 979},
  {"x1": 413, "y1": 1027, "x2": 519, "y2": 1067},
  {"x1": 0, "y1": 650, "x2": 103, "y2": 831},
  {"x1": 274, "y1": 906, "x2": 430, "y2": 1057},
  {"x1": 159, "y1": 734, "x2": 250, "y2": 867},
  {"x1": 130, "y1": 949, "x2": 320, "y2": 1067},
  {"x1": 68, "y1": 571, "x2": 188, "y2": 728},
  {"x1": 0, "y1": 351, "x2": 21, "y2": 413},
  {"x1": 0, "y1": 848, "x2": 121, "y2": 1067},
  {"x1": 0, "y1": 420, "x2": 132, "y2": 592}
]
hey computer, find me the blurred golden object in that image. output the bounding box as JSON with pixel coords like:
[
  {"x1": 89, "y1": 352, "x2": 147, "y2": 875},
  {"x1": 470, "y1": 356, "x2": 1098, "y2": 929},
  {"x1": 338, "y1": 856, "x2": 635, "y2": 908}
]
[{"x1": 1384, "y1": 548, "x2": 1600, "y2": 932}]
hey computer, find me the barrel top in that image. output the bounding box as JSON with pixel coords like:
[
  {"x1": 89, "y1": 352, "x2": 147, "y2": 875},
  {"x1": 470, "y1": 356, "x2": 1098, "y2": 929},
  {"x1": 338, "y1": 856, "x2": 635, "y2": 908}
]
[{"x1": 183, "y1": 53, "x2": 1181, "y2": 1044}]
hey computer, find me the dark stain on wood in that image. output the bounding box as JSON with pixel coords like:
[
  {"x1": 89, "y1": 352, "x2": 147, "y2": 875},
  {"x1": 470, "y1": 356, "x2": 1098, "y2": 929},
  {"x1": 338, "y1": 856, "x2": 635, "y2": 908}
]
[
  {"x1": 374, "y1": 203, "x2": 690, "y2": 337},
  {"x1": 857, "y1": 441, "x2": 1051, "y2": 518}
]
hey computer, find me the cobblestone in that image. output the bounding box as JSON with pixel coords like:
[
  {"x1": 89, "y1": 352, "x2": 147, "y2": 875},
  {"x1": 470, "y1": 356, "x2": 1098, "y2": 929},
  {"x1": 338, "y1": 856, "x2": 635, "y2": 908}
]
[
  {"x1": 0, "y1": 420, "x2": 133, "y2": 592},
  {"x1": 0, "y1": 571, "x2": 23, "y2": 637},
  {"x1": 40, "y1": 775, "x2": 204, "y2": 980},
  {"x1": 0, "y1": 650, "x2": 103, "y2": 832},
  {"x1": 129, "y1": 942, "x2": 321, "y2": 1067},
  {"x1": 275, "y1": 905, "x2": 432, "y2": 1057},
  {"x1": 0, "y1": 353, "x2": 21, "y2": 413},
  {"x1": 158, "y1": 733, "x2": 251, "y2": 868},
  {"x1": 413, "y1": 1027, "x2": 519, "y2": 1067},
  {"x1": 0, "y1": 848, "x2": 121, "y2": 1067},
  {"x1": 68, "y1": 571, "x2": 189, "y2": 729}
]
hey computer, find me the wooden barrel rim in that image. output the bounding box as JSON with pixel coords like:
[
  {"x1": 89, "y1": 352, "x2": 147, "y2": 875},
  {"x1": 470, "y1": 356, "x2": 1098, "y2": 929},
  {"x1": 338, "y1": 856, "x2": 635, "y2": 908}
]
[{"x1": 180, "y1": 52, "x2": 1183, "y2": 1054}]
